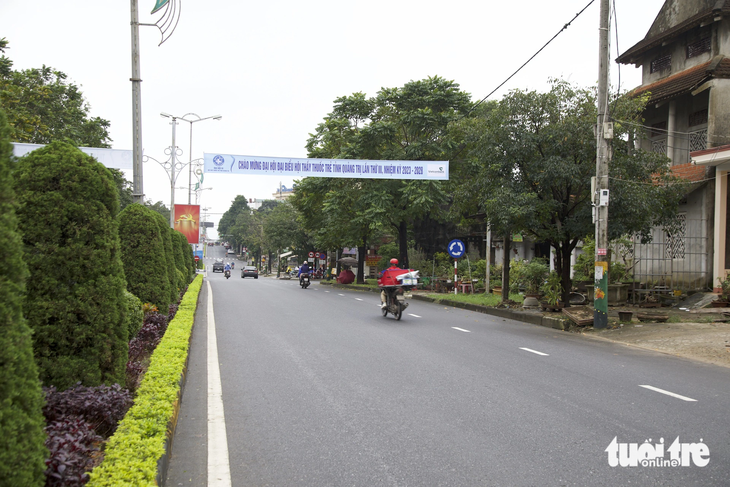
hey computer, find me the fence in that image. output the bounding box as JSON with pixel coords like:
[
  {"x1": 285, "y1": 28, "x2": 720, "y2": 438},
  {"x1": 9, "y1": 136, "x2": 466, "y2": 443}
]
[{"x1": 620, "y1": 216, "x2": 711, "y2": 292}]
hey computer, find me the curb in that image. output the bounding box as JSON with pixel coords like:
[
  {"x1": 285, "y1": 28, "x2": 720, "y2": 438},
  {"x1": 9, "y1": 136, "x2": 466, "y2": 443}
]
[{"x1": 320, "y1": 281, "x2": 572, "y2": 331}]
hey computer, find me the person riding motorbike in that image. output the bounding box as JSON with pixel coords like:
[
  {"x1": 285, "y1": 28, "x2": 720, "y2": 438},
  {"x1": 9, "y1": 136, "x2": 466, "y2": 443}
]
[
  {"x1": 298, "y1": 262, "x2": 310, "y2": 286},
  {"x1": 224, "y1": 262, "x2": 231, "y2": 278},
  {"x1": 230, "y1": 261, "x2": 235, "y2": 269},
  {"x1": 381, "y1": 258, "x2": 400, "y2": 308}
]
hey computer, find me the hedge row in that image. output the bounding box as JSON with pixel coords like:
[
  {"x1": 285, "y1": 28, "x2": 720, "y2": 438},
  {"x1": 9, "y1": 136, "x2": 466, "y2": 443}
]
[{"x1": 87, "y1": 274, "x2": 203, "y2": 486}]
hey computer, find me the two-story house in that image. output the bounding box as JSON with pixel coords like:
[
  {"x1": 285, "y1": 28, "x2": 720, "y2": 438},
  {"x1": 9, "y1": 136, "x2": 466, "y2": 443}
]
[{"x1": 616, "y1": 0, "x2": 730, "y2": 293}]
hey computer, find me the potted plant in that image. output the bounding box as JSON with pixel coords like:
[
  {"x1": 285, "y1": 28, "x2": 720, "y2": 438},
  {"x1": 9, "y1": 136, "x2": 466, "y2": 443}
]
[
  {"x1": 540, "y1": 271, "x2": 564, "y2": 311},
  {"x1": 713, "y1": 275, "x2": 730, "y2": 307},
  {"x1": 511, "y1": 258, "x2": 549, "y2": 297}
]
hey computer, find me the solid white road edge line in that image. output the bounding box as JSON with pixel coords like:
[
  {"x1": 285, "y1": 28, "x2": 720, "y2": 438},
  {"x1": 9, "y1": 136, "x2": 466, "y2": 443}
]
[
  {"x1": 639, "y1": 384, "x2": 697, "y2": 402},
  {"x1": 207, "y1": 281, "x2": 232, "y2": 486},
  {"x1": 452, "y1": 327, "x2": 471, "y2": 333},
  {"x1": 519, "y1": 347, "x2": 549, "y2": 356}
]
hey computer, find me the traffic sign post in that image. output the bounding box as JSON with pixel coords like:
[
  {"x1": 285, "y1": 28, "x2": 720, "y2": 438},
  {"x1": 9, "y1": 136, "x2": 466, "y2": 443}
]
[{"x1": 447, "y1": 239, "x2": 465, "y2": 295}]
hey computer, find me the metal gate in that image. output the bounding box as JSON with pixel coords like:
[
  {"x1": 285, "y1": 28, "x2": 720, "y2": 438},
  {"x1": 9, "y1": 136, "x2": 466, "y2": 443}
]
[{"x1": 620, "y1": 216, "x2": 711, "y2": 292}]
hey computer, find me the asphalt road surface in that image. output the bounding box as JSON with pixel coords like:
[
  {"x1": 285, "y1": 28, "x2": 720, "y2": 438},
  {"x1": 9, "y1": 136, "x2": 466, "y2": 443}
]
[{"x1": 166, "y1": 247, "x2": 730, "y2": 486}]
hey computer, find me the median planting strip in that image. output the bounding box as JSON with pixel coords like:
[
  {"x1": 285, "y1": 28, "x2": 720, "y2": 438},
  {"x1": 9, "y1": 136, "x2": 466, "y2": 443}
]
[{"x1": 88, "y1": 274, "x2": 204, "y2": 486}]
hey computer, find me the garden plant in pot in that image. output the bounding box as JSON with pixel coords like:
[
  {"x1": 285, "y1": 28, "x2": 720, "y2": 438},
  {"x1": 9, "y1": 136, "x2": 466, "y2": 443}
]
[
  {"x1": 511, "y1": 258, "x2": 549, "y2": 297},
  {"x1": 714, "y1": 275, "x2": 730, "y2": 307},
  {"x1": 541, "y1": 271, "x2": 564, "y2": 311}
]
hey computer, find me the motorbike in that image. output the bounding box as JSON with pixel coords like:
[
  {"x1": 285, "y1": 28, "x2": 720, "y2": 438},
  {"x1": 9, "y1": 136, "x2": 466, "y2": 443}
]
[
  {"x1": 300, "y1": 272, "x2": 311, "y2": 289},
  {"x1": 379, "y1": 270, "x2": 419, "y2": 321},
  {"x1": 224, "y1": 269, "x2": 231, "y2": 279}
]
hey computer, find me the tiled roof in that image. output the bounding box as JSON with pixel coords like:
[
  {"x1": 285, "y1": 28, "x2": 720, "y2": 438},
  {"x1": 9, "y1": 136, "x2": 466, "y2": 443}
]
[
  {"x1": 630, "y1": 57, "x2": 730, "y2": 103},
  {"x1": 617, "y1": 1, "x2": 730, "y2": 64}
]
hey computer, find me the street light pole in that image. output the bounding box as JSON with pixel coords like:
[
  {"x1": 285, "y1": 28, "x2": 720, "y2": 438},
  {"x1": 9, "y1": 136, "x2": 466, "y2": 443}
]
[
  {"x1": 130, "y1": 0, "x2": 144, "y2": 203},
  {"x1": 177, "y1": 113, "x2": 222, "y2": 204}
]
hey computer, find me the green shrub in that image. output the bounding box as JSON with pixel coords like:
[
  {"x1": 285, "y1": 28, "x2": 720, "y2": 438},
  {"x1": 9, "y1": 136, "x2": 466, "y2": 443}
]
[
  {"x1": 150, "y1": 213, "x2": 177, "y2": 306},
  {"x1": 88, "y1": 275, "x2": 203, "y2": 486},
  {"x1": 177, "y1": 231, "x2": 195, "y2": 281},
  {"x1": 14, "y1": 141, "x2": 128, "y2": 389},
  {"x1": 0, "y1": 108, "x2": 47, "y2": 486},
  {"x1": 123, "y1": 291, "x2": 144, "y2": 339},
  {"x1": 118, "y1": 204, "x2": 170, "y2": 312},
  {"x1": 573, "y1": 237, "x2": 594, "y2": 282},
  {"x1": 172, "y1": 230, "x2": 189, "y2": 287},
  {"x1": 510, "y1": 258, "x2": 549, "y2": 294}
]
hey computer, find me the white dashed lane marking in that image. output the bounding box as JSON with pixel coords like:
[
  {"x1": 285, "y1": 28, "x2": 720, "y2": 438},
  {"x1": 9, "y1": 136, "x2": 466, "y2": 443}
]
[
  {"x1": 519, "y1": 347, "x2": 549, "y2": 356},
  {"x1": 452, "y1": 327, "x2": 471, "y2": 333},
  {"x1": 639, "y1": 385, "x2": 697, "y2": 402},
  {"x1": 408, "y1": 314, "x2": 421, "y2": 318}
]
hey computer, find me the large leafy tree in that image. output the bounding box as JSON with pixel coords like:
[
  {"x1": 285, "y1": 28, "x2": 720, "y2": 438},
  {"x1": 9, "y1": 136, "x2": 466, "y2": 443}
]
[
  {"x1": 14, "y1": 141, "x2": 128, "y2": 389},
  {"x1": 218, "y1": 195, "x2": 251, "y2": 249},
  {"x1": 305, "y1": 76, "x2": 473, "y2": 267},
  {"x1": 0, "y1": 38, "x2": 111, "y2": 147},
  {"x1": 291, "y1": 177, "x2": 379, "y2": 282},
  {"x1": 455, "y1": 80, "x2": 687, "y2": 302},
  {"x1": 0, "y1": 108, "x2": 47, "y2": 486}
]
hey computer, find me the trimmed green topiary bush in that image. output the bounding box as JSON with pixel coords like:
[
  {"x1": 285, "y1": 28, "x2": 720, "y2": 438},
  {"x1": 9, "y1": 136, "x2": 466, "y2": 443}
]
[
  {"x1": 151, "y1": 213, "x2": 178, "y2": 306},
  {"x1": 0, "y1": 109, "x2": 47, "y2": 486},
  {"x1": 175, "y1": 230, "x2": 195, "y2": 282},
  {"x1": 172, "y1": 230, "x2": 188, "y2": 289},
  {"x1": 123, "y1": 290, "x2": 144, "y2": 339},
  {"x1": 184, "y1": 236, "x2": 195, "y2": 280},
  {"x1": 117, "y1": 204, "x2": 170, "y2": 312},
  {"x1": 14, "y1": 141, "x2": 128, "y2": 389}
]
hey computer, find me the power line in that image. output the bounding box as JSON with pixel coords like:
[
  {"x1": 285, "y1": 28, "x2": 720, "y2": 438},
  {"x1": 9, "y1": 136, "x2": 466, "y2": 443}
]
[{"x1": 469, "y1": 0, "x2": 597, "y2": 114}]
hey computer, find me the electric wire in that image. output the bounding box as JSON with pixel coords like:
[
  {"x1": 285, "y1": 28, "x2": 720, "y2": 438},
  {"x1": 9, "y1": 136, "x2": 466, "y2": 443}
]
[{"x1": 469, "y1": 0, "x2": 596, "y2": 114}]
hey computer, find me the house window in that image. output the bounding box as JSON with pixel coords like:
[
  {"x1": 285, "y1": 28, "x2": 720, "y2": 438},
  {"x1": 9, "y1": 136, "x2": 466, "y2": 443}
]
[
  {"x1": 687, "y1": 37, "x2": 711, "y2": 58},
  {"x1": 688, "y1": 109, "x2": 708, "y2": 127},
  {"x1": 651, "y1": 54, "x2": 672, "y2": 73},
  {"x1": 650, "y1": 121, "x2": 667, "y2": 138},
  {"x1": 666, "y1": 213, "x2": 686, "y2": 259}
]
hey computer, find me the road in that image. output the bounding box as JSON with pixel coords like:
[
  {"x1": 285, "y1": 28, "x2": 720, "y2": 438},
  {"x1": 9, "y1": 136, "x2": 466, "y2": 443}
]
[{"x1": 166, "y1": 246, "x2": 730, "y2": 486}]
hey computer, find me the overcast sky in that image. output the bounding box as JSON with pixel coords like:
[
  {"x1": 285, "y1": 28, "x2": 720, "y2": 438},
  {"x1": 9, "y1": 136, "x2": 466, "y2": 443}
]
[{"x1": 2, "y1": 0, "x2": 665, "y2": 237}]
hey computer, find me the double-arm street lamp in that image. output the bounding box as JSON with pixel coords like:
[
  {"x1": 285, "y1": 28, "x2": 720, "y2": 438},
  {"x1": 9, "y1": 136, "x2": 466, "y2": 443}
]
[
  {"x1": 148, "y1": 112, "x2": 221, "y2": 227},
  {"x1": 175, "y1": 113, "x2": 222, "y2": 204}
]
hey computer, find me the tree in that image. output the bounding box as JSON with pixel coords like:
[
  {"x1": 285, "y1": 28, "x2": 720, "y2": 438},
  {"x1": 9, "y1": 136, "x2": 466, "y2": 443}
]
[
  {"x1": 456, "y1": 80, "x2": 687, "y2": 302},
  {"x1": 145, "y1": 200, "x2": 170, "y2": 221},
  {"x1": 218, "y1": 195, "x2": 251, "y2": 245},
  {"x1": 305, "y1": 76, "x2": 473, "y2": 267},
  {"x1": 0, "y1": 39, "x2": 111, "y2": 147},
  {"x1": 14, "y1": 141, "x2": 128, "y2": 389},
  {"x1": 0, "y1": 107, "x2": 47, "y2": 486},
  {"x1": 117, "y1": 203, "x2": 170, "y2": 312},
  {"x1": 109, "y1": 168, "x2": 134, "y2": 211}
]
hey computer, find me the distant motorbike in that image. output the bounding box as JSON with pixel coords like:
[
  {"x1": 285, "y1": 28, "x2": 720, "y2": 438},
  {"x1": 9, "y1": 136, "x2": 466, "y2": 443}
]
[
  {"x1": 300, "y1": 272, "x2": 311, "y2": 289},
  {"x1": 224, "y1": 269, "x2": 231, "y2": 279}
]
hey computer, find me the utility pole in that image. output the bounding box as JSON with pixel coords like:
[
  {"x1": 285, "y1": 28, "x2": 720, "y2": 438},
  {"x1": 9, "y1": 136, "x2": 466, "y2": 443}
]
[
  {"x1": 594, "y1": 0, "x2": 611, "y2": 329},
  {"x1": 130, "y1": 0, "x2": 144, "y2": 203}
]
